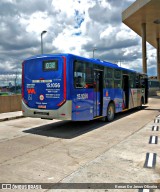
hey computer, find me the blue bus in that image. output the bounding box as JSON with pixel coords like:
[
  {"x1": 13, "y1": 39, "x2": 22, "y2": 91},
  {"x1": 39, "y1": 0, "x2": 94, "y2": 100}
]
[{"x1": 22, "y1": 53, "x2": 148, "y2": 121}]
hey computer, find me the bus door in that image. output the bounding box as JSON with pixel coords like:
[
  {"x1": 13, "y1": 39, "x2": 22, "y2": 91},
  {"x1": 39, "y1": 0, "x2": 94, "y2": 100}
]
[
  {"x1": 94, "y1": 70, "x2": 103, "y2": 117},
  {"x1": 122, "y1": 75, "x2": 129, "y2": 109}
]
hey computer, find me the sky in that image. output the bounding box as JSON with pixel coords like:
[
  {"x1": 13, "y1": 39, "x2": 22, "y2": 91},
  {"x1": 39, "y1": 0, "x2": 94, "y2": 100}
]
[{"x1": 0, "y1": 0, "x2": 157, "y2": 78}]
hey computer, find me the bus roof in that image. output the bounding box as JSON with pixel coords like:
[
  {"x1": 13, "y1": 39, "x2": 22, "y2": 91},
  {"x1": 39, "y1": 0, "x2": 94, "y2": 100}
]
[{"x1": 25, "y1": 53, "x2": 139, "y2": 74}]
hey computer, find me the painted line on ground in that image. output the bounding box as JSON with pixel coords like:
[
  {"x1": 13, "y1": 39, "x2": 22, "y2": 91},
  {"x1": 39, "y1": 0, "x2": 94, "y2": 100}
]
[
  {"x1": 154, "y1": 119, "x2": 159, "y2": 123},
  {"x1": 152, "y1": 126, "x2": 159, "y2": 131},
  {"x1": 149, "y1": 136, "x2": 158, "y2": 144},
  {"x1": 144, "y1": 153, "x2": 156, "y2": 168},
  {"x1": 138, "y1": 189, "x2": 153, "y2": 192}
]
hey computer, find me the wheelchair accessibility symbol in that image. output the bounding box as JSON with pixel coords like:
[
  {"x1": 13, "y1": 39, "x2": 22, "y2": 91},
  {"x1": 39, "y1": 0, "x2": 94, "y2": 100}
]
[{"x1": 28, "y1": 94, "x2": 32, "y2": 100}]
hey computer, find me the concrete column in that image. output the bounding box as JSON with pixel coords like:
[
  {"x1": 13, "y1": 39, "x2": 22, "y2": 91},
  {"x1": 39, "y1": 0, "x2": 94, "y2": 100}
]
[
  {"x1": 157, "y1": 38, "x2": 160, "y2": 81},
  {"x1": 142, "y1": 23, "x2": 147, "y2": 74}
]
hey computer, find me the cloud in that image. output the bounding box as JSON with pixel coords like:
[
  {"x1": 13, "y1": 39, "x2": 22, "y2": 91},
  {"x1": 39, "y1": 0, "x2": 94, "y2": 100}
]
[{"x1": 0, "y1": 0, "x2": 157, "y2": 78}]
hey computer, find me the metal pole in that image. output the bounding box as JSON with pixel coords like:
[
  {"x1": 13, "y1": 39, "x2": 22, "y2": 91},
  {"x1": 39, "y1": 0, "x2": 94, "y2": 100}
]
[
  {"x1": 157, "y1": 38, "x2": 160, "y2": 81},
  {"x1": 142, "y1": 23, "x2": 147, "y2": 74},
  {"x1": 93, "y1": 47, "x2": 97, "y2": 58},
  {"x1": 41, "y1": 31, "x2": 47, "y2": 54},
  {"x1": 41, "y1": 33, "x2": 43, "y2": 54}
]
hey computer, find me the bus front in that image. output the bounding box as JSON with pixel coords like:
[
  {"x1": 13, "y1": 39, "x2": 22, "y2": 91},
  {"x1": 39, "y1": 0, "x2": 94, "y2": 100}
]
[{"x1": 22, "y1": 55, "x2": 72, "y2": 120}]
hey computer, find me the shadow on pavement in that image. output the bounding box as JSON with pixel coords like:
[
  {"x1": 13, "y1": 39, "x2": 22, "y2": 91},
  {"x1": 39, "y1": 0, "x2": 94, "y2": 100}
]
[{"x1": 23, "y1": 107, "x2": 147, "y2": 139}]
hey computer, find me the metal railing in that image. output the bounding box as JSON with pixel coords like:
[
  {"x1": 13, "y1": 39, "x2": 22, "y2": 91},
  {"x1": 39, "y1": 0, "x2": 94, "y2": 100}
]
[{"x1": 0, "y1": 73, "x2": 22, "y2": 95}]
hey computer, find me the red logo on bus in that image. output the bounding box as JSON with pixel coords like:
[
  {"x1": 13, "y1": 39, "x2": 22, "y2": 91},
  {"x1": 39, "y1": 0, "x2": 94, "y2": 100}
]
[{"x1": 27, "y1": 88, "x2": 36, "y2": 94}]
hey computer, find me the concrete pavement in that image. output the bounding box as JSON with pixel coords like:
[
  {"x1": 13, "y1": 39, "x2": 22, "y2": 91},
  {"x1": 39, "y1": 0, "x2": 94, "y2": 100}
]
[
  {"x1": 0, "y1": 97, "x2": 160, "y2": 192},
  {"x1": 0, "y1": 111, "x2": 24, "y2": 122}
]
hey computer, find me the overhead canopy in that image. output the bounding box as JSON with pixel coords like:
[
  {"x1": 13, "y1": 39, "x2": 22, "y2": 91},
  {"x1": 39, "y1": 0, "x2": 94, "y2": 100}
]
[{"x1": 122, "y1": 0, "x2": 160, "y2": 48}]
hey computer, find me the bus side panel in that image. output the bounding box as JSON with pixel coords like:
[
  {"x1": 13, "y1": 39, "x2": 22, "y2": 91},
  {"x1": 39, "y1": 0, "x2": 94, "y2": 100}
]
[
  {"x1": 128, "y1": 89, "x2": 135, "y2": 109},
  {"x1": 72, "y1": 89, "x2": 94, "y2": 121},
  {"x1": 129, "y1": 88, "x2": 145, "y2": 109},
  {"x1": 102, "y1": 88, "x2": 122, "y2": 115},
  {"x1": 113, "y1": 88, "x2": 123, "y2": 113}
]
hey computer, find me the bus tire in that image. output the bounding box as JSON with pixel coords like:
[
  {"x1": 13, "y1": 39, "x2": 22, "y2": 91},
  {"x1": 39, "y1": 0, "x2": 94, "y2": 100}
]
[{"x1": 106, "y1": 102, "x2": 115, "y2": 122}]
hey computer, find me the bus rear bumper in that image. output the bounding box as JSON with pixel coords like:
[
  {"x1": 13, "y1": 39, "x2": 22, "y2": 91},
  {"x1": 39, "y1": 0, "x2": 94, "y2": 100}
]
[{"x1": 22, "y1": 100, "x2": 72, "y2": 120}]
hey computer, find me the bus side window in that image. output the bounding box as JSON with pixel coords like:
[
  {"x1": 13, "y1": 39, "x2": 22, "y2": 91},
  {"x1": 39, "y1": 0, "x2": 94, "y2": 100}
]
[
  {"x1": 114, "y1": 69, "x2": 122, "y2": 88},
  {"x1": 129, "y1": 73, "x2": 133, "y2": 88},
  {"x1": 76, "y1": 76, "x2": 85, "y2": 88},
  {"x1": 104, "y1": 67, "x2": 113, "y2": 88},
  {"x1": 73, "y1": 60, "x2": 93, "y2": 88},
  {"x1": 104, "y1": 79, "x2": 113, "y2": 88},
  {"x1": 140, "y1": 78, "x2": 145, "y2": 88},
  {"x1": 136, "y1": 75, "x2": 140, "y2": 88}
]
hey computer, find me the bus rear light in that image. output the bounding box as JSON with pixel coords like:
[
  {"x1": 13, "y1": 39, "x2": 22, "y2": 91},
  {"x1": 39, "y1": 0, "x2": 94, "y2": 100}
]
[
  {"x1": 57, "y1": 99, "x2": 66, "y2": 107},
  {"x1": 22, "y1": 61, "x2": 28, "y2": 106},
  {"x1": 23, "y1": 99, "x2": 28, "y2": 105},
  {"x1": 22, "y1": 61, "x2": 25, "y2": 98},
  {"x1": 60, "y1": 113, "x2": 66, "y2": 116},
  {"x1": 76, "y1": 106, "x2": 80, "y2": 108},
  {"x1": 62, "y1": 56, "x2": 67, "y2": 100},
  {"x1": 57, "y1": 56, "x2": 67, "y2": 107}
]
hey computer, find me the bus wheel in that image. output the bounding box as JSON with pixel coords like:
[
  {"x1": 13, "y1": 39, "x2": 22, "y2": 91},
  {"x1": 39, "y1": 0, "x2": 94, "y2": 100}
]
[{"x1": 106, "y1": 102, "x2": 115, "y2": 122}]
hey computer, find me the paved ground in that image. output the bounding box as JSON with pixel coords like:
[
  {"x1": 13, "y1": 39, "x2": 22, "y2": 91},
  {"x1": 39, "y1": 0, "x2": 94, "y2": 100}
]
[
  {"x1": 0, "y1": 111, "x2": 23, "y2": 122},
  {"x1": 0, "y1": 97, "x2": 160, "y2": 192}
]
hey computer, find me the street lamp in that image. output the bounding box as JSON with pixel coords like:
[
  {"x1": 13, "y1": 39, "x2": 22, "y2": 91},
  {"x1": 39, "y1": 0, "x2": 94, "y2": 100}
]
[
  {"x1": 93, "y1": 47, "x2": 97, "y2": 58},
  {"x1": 41, "y1": 30, "x2": 47, "y2": 54}
]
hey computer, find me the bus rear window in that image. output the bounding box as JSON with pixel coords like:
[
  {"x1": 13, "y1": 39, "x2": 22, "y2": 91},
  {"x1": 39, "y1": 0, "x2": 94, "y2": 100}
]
[{"x1": 43, "y1": 60, "x2": 58, "y2": 71}]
